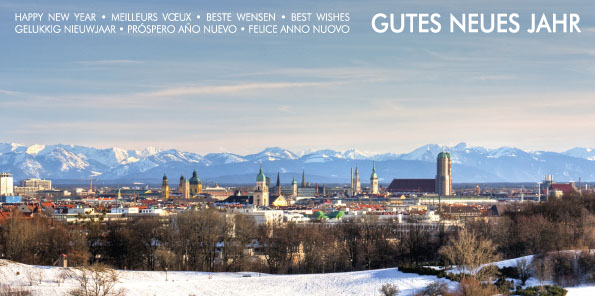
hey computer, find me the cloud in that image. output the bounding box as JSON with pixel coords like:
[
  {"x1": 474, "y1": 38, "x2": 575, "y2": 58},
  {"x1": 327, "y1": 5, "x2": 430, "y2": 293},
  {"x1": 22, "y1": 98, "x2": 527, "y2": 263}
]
[
  {"x1": 0, "y1": 89, "x2": 23, "y2": 96},
  {"x1": 76, "y1": 60, "x2": 144, "y2": 66},
  {"x1": 139, "y1": 81, "x2": 332, "y2": 97},
  {"x1": 278, "y1": 105, "x2": 293, "y2": 113}
]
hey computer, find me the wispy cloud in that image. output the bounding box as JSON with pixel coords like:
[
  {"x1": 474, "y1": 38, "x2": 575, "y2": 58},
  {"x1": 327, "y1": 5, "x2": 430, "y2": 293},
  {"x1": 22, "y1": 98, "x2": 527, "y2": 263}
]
[
  {"x1": 0, "y1": 89, "x2": 23, "y2": 96},
  {"x1": 278, "y1": 105, "x2": 293, "y2": 113},
  {"x1": 139, "y1": 81, "x2": 333, "y2": 97},
  {"x1": 76, "y1": 60, "x2": 144, "y2": 66}
]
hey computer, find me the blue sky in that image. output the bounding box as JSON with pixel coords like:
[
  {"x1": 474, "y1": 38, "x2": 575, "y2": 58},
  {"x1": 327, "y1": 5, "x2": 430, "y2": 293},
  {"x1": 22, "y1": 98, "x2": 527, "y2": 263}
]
[{"x1": 1, "y1": 0, "x2": 594, "y2": 154}]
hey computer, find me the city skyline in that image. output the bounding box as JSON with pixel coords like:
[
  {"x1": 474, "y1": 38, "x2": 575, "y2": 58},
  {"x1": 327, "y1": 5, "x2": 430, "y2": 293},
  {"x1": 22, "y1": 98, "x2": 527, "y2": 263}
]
[{"x1": 1, "y1": 0, "x2": 594, "y2": 154}]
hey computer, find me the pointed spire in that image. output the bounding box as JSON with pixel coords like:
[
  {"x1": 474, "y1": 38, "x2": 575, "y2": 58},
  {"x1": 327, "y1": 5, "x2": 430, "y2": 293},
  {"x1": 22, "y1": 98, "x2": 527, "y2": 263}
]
[
  {"x1": 371, "y1": 160, "x2": 378, "y2": 179},
  {"x1": 276, "y1": 172, "x2": 281, "y2": 187},
  {"x1": 301, "y1": 169, "x2": 306, "y2": 187}
]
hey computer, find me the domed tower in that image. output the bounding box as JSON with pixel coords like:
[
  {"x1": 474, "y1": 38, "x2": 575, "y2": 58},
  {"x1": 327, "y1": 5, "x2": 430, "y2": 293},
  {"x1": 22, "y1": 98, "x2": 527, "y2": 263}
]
[
  {"x1": 370, "y1": 161, "x2": 379, "y2": 195},
  {"x1": 436, "y1": 152, "x2": 452, "y2": 196},
  {"x1": 189, "y1": 170, "x2": 202, "y2": 196},
  {"x1": 161, "y1": 174, "x2": 170, "y2": 199},
  {"x1": 291, "y1": 177, "x2": 298, "y2": 197},
  {"x1": 254, "y1": 166, "x2": 269, "y2": 207},
  {"x1": 179, "y1": 175, "x2": 190, "y2": 199}
]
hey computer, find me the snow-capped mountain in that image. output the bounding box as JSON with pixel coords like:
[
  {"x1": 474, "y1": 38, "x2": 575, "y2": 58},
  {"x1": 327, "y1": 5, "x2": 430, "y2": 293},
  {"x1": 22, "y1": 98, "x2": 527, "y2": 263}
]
[
  {"x1": 0, "y1": 142, "x2": 594, "y2": 184},
  {"x1": 244, "y1": 147, "x2": 298, "y2": 162},
  {"x1": 564, "y1": 148, "x2": 595, "y2": 161}
]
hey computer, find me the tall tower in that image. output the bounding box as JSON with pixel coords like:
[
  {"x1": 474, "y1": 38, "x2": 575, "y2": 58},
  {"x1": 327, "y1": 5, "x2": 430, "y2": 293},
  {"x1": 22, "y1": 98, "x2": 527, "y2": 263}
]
[
  {"x1": 275, "y1": 172, "x2": 281, "y2": 195},
  {"x1": 0, "y1": 173, "x2": 14, "y2": 196},
  {"x1": 179, "y1": 175, "x2": 185, "y2": 193},
  {"x1": 254, "y1": 166, "x2": 269, "y2": 207},
  {"x1": 435, "y1": 152, "x2": 452, "y2": 196},
  {"x1": 161, "y1": 174, "x2": 170, "y2": 199},
  {"x1": 350, "y1": 167, "x2": 353, "y2": 194},
  {"x1": 370, "y1": 161, "x2": 379, "y2": 195},
  {"x1": 354, "y1": 166, "x2": 361, "y2": 194},
  {"x1": 291, "y1": 177, "x2": 298, "y2": 197},
  {"x1": 179, "y1": 175, "x2": 190, "y2": 199},
  {"x1": 301, "y1": 169, "x2": 306, "y2": 188},
  {"x1": 189, "y1": 170, "x2": 202, "y2": 196}
]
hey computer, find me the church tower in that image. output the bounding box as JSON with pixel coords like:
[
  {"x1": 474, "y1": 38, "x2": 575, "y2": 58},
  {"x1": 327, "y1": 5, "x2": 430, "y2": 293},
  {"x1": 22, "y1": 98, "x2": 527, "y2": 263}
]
[
  {"x1": 370, "y1": 161, "x2": 379, "y2": 195},
  {"x1": 254, "y1": 166, "x2": 269, "y2": 207},
  {"x1": 275, "y1": 172, "x2": 282, "y2": 196},
  {"x1": 354, "y1": 166, "x2": 361, "y2": 194},
  {"x1": 189, "y1": 170, "x2": 202, "y2": 196},
  {"x1": 291, "y1": 177, "x2": 298, "y2": 197},
  {"x1": 179, "y1": 175, "x2": 190, "y2": 199},
  {"x1": 161, "y1": 174, "x2": 170, "y2": 199},
  {"x1": 301, "y1": 169, "x2": 306, "y2": 188},
  {"x1": 436, "y1": 152, "x2": 452, "y2": 196}
]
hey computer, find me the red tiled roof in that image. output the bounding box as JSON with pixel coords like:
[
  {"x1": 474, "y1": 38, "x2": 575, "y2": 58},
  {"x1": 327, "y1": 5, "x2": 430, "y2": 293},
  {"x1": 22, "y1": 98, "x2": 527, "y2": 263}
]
[{"x1": 551, "y1": 183, "x2": 575, "y2": 194}]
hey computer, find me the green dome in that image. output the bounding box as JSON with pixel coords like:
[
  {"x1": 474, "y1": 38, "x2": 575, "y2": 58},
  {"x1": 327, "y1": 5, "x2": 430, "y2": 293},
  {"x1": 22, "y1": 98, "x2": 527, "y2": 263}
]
[
  {"x1": 437, "y1": 152, "x2": 451, "y2": 159},
  {"x1": 292, "y1": 177, "x2": 297, "y2": 185},
  {"x1": 256, "y1": 167, "x2": 266, "y2": 182},
  {"x1": 162, "y1": 174, "x2": 168, "y2": 180},
  {"x1": 189, "y1": 170, "x2": 201, "y2": 185}
]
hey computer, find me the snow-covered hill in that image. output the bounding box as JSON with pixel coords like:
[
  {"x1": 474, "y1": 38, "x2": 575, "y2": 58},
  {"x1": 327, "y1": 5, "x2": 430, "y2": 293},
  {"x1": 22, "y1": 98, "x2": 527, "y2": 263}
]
[
  {"x1": 0, "y1": 142, "x2": 594, "y2": 183},
  {"x1": 0, "y1": 256, "x2": 593, "y2": 296}
]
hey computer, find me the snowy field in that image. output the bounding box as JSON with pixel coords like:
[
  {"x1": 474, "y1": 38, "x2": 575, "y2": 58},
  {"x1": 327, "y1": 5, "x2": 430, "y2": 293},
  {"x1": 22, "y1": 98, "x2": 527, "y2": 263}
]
[{"x1": 0, "y1": 257, "x2": 594, "y2": 296}]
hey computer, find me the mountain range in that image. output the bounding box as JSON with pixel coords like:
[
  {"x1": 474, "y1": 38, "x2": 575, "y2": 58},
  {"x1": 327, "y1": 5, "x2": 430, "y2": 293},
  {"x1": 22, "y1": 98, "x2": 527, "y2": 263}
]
[{"x1": 1, "y1": 143, "x2": 594, "y2": 184}]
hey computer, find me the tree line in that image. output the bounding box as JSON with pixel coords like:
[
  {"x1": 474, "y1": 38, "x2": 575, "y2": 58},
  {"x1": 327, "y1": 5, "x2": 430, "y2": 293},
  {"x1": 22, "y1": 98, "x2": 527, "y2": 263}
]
[{"x1": 1, "y1": 193, "x2": 594, "y2": 276}]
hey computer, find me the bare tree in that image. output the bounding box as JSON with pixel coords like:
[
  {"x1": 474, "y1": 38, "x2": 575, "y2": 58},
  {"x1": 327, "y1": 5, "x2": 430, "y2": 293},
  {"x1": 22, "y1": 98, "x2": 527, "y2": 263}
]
[
  {"x1": 56, "y1": 269, "x2": 71, "y2": 287},
  {"x1": 532, "y1": 255, "x2": 553, "y2": 291},
  {"x1": 439, "y1": 227, "x2": 499, "y2": 279},
  {"x1": 517, "y1": 258, "x2": 532, "y2": 285},
  {"x1": 69, "y1": 264, "x2": 123, "y2": 296},
  {"x1": 24, "y1": 269, "x2": 42, "y2": 286}
]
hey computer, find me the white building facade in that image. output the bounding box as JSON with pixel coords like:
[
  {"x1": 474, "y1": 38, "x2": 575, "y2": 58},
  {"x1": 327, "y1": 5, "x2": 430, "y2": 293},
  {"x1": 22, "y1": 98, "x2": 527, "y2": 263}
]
[{"x1": 0, "y1": 173, "x2": 14, "y2": 196}]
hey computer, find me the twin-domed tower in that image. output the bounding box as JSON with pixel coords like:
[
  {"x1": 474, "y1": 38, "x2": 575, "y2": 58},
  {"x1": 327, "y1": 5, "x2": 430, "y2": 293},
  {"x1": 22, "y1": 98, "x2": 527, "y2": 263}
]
[{"x1": 179, "y1": 175, "x2": 190, "y2": 199}]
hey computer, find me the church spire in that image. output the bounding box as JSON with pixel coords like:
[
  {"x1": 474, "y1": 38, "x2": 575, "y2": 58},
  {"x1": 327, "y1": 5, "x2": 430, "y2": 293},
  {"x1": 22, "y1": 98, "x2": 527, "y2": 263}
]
[
  {"x1": 301, "y1": 169, "x2": 306, "y2": 187},
  {"x1": 276, "y1": 172, "x2": 281, "y2": 195}
]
